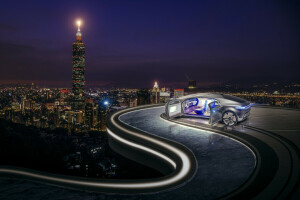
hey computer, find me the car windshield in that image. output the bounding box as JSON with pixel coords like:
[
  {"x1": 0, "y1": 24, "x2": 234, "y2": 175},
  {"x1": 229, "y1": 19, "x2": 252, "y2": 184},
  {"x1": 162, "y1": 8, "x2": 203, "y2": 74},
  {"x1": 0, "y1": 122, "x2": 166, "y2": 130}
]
[{"x1": 222, "y1": 94, "x2": 246, "y2": 103}]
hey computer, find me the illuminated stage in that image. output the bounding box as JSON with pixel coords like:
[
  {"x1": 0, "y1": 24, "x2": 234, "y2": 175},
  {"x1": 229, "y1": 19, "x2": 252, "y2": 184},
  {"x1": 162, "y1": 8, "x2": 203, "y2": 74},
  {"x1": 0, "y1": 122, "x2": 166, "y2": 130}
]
[{"x1": 0, "y1": 105, "x2": 300, "y2": 199}]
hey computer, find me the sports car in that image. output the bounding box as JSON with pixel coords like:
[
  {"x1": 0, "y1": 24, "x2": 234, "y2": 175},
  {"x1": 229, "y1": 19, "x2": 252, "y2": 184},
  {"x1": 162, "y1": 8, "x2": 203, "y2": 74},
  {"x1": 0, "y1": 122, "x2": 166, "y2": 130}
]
[{"x1": 165, "y1": 93, "x2": 251, "y2": 126}]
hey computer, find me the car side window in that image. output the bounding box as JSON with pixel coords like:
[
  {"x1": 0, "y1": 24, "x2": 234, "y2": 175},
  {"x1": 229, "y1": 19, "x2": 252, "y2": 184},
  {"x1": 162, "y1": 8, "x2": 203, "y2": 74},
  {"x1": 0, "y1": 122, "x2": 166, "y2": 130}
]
[
  {"x1": 214, "y1": 100, "x2": 220, "y2": 106},
  {"x1": 209, "y1": 99, "x2": 220, "y2": 109}
]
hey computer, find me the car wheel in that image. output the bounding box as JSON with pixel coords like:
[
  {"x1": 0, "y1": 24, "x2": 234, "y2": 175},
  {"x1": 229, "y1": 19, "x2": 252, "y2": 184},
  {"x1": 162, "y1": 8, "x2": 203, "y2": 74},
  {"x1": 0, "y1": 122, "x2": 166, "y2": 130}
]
[{"x1": 222, "y1": 111, "x2": 237, "y2": 126}]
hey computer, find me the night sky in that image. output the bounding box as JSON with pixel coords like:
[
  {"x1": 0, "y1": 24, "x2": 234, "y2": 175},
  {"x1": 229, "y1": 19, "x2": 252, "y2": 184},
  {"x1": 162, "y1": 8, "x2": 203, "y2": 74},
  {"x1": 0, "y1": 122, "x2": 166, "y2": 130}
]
[{"x1": 0, "y1": 0, "x2": 299, "y2": 88}]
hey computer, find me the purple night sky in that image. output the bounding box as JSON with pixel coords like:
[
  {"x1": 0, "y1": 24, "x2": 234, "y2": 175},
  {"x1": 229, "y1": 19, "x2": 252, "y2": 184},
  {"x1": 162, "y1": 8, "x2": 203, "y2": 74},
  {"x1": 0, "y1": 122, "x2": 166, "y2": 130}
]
[{"x1": 0, "y1": 0, "x2": 299, "y2": 88}]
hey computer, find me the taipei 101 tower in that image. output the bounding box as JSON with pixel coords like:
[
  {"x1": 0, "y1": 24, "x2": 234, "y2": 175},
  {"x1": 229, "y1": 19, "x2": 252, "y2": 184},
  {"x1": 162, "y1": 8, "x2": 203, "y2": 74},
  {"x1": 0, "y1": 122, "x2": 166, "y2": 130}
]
[{"x1": 71, "y1": 20, "x2": 85, "y2": 111}]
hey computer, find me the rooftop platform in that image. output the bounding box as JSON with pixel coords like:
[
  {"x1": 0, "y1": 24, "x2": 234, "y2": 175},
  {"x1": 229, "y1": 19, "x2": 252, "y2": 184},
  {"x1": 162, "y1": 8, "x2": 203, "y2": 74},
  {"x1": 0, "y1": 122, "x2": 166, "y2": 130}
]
[{"x1": 1, "y1": 105, "x2": 300, "y2": 199}]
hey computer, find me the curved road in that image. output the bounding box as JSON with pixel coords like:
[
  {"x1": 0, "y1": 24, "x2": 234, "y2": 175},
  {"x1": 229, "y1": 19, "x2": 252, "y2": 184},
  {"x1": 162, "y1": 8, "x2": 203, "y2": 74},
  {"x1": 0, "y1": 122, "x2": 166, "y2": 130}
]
[{"x1": 117, "y1": 106, "x2": 256, "y2": 199}]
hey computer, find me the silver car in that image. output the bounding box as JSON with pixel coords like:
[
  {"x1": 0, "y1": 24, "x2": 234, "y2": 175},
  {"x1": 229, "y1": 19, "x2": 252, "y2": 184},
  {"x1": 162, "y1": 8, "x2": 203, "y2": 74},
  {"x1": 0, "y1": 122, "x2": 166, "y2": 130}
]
[{"x1": 165, "y1": 93, "x2": 251, "y2": 126}]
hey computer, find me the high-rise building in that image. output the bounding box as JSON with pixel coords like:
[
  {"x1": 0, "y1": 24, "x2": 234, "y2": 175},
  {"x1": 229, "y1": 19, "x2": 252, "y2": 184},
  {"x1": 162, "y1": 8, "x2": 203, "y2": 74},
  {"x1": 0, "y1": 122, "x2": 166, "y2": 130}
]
[
  {"x1": 85, "y1": 100, "x2": 94, "y2": 129},
  {"x1": 59, "y1": 89, "x2": 69, "y2": 105},
  {"x1": 187, "y1": 80, "x2": 197, "y2": 94},
  {"x1": 97, "y1": 101, "x2": 110, "y2": 131},
  {"x1": 188, "y1": 80, "x2": 197, "y2": 89},
  {"x1": 129, "y1": 98, "x2": 137, "y2": 107},
  {"x1": 174, "y1": 89, "x2": 184, "y2": 98},
  {"x1": 159, "y1": 92, "x2": 170, "y2": 103},
  {"x1": 30, "y1": 82, "x2": 34, "y2": 90},
  {"x1": 151, "y1": 81, "x2": 160, "y2": 104},
  {"x1": 137, "y1": 89, "x2": 150, "y2": 105},
  {"x1": 72, "y1": 20, "x2": 86, "y2": 111}
]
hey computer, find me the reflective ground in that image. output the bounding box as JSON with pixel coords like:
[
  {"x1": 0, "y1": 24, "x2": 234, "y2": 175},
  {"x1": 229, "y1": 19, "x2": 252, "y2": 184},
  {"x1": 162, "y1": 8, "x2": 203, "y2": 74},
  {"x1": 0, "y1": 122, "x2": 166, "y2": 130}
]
[
  {"x1": 244, "y1": 107, "x2": 300, "y2": 145},
  {"x1": 119, "y1": 106, "x2": 255, "y2": 199},
  {"x1": 178, "y1": 106, "x2": 300, "y2": 146}
]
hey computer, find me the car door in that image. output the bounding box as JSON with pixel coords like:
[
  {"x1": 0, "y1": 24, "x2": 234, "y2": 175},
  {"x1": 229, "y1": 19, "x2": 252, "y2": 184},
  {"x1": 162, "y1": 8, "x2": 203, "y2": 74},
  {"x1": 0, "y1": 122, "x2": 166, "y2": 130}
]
[
  {"x1": 209, "y1": 101, "x2": 222, "y2": 125},
  {"x1": 166, "y1": 100, "x2": 182, "y2": 118}
]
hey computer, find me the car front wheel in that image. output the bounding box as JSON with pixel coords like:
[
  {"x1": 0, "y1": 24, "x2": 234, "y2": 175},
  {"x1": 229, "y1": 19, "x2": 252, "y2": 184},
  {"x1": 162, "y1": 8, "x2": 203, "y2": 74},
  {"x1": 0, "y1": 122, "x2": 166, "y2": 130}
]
[{"x1": 222, "y1": 111, "x2": 237, "y2": 126}]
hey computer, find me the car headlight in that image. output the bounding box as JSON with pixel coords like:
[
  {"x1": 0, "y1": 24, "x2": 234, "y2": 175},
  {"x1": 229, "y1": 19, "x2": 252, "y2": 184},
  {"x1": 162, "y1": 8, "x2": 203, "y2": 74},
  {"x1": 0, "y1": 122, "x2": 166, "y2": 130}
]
[
  {"x1": 235, "y1": 105, "x2": 250, "y2": 110},
  {"x1": 169, "y1": 106, "x2": 177, "y2": 113}
]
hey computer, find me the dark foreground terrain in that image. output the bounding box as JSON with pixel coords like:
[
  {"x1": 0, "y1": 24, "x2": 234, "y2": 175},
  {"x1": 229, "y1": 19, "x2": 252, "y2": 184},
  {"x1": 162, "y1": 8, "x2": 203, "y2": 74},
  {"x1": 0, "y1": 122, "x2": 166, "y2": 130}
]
[{"x1": 0, "y1": 119, "x2": 162, "y2": 179}]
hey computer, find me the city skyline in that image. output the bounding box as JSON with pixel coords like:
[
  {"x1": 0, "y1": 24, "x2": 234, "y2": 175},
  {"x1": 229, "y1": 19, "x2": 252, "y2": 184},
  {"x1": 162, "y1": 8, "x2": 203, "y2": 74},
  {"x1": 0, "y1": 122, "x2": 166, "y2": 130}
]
[{"x1": 0, "y1": 0, "x2": 299, "y2": 88}]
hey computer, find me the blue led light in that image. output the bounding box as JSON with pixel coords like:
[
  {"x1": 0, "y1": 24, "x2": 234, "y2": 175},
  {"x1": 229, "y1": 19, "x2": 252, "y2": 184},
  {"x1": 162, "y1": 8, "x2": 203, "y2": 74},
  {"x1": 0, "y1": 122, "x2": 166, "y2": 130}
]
[{"x1": 235, "y1": 105, "x2": 250, "y2": 109}]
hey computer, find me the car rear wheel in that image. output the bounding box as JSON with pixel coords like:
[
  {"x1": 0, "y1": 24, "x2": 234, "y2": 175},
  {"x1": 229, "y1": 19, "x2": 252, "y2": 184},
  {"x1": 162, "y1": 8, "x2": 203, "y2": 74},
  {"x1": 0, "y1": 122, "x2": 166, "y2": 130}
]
[{"x1": 222, "y1": 111, "x2": 237, "y2": 126}]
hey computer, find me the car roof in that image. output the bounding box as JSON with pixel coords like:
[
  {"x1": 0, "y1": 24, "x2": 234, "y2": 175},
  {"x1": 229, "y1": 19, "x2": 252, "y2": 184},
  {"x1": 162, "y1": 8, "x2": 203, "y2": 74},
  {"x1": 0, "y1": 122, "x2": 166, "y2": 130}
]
[
  {"x1": 176, "y1": 93, "x2": 248, "y2": 104},
  {"x1": 177, "y1": 93, "x2": 224, "y2": 100}
]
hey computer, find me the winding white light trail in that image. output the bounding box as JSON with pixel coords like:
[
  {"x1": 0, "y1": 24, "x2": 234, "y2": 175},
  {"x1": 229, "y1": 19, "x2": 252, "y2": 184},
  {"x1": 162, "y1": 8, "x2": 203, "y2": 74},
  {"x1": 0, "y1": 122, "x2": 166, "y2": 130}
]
[{"x1": 0, "y1": 106, "x2": 194, "y2": 191}]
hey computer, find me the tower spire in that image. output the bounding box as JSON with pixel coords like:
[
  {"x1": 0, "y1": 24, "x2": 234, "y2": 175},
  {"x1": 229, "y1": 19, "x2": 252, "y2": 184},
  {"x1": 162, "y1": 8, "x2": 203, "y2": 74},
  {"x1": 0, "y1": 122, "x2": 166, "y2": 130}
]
[
  {"x1": 76, "y1": 20, "x2": 82, "y2": 41},
  {"x1": 77, "y1": 20, "x2": 81, "y2": 31}
]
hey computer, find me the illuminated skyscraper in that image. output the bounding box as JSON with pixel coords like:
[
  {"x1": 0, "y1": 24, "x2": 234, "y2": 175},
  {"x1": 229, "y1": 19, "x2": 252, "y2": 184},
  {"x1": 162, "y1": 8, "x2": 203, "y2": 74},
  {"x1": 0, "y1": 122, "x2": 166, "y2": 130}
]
[
  {"x1": 72, "y1": 20, "x2": 86, "y2": 111},
  {"x1": 188, "y1": 80, "x2": 196, "y2": 89},
  {"x1": 151, "y1": 81, "x2": 160, "y2": 104},
  {"x1": 174, "y1": 89, "x2": 184, "y2": 98},
  {"x1": 85, "y1": 100, "x2": 95, "y2": 129}
]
